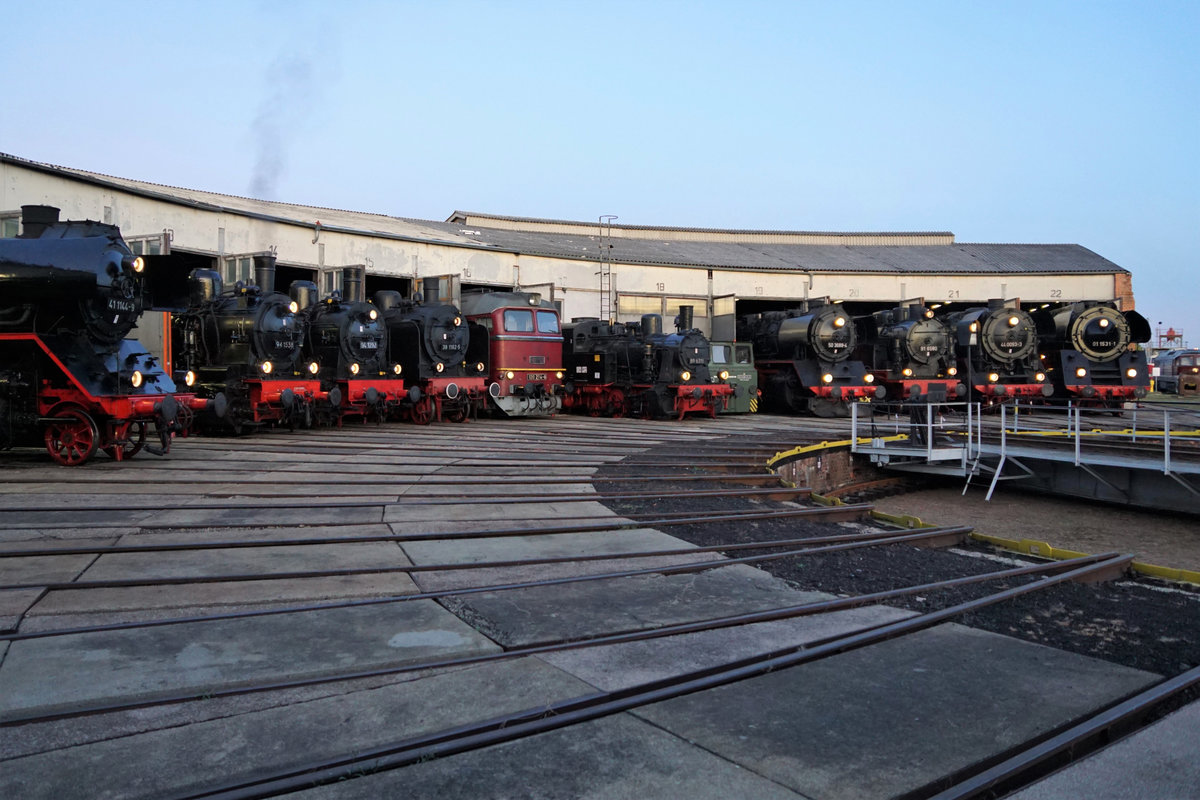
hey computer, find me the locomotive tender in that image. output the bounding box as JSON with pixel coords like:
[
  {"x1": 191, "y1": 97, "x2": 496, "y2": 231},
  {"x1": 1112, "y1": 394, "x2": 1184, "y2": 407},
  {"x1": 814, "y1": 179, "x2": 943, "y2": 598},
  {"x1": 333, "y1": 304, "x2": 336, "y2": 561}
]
[
  {"x1": 1033, "y1": 300, "x2": 1151, "y2": 404},
  {"x1": 173, "y1": 256, "x2": 327, "y2": 432},
  {"x1": 0, "y1": 205, "x2": 203, "y2": 465},
  {"x1": 738, "y1": 298, "x2": 884, "y2": 417},
  {"x1": 562, "y1": 306, "x2": 733, "y2": 419},
  {"x1": 374, "y1": 290, "x2": 487, "y2": 424},
  {"x1": 460, "y1": 290, "x2": 564, "y2": 417}
]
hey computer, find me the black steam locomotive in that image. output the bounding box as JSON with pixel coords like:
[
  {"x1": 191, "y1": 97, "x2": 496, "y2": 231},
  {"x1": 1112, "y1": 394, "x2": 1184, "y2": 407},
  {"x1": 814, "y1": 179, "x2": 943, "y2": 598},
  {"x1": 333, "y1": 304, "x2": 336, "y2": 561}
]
[
  {"x1": 0, "y1": 205, "x2": 203, "y2": 464},
  {"x1": 374, "y1": 291, "x2": 487, "y2": 424},
  {"x1": 300, "y1": 267, "x2": 406, "y2": 424},
  {"x1": 1033, "y1": 301, "x2": 1150, "y2": 404},
  {"x1": 562, "y1": 306, "x2": 732, "y2": 418},
  {"x1": 944, "y1": 300, "x2": 1051, "y2": 402},
  {"x1": 859, "y1": 301, "x2": 964, "y2": 402},
  {"x1": 738, "y1": 298, "x2": 884, "y2": 417},
  {"x1": 173, "y1": 256, "x2": 326, "y2": 432}
]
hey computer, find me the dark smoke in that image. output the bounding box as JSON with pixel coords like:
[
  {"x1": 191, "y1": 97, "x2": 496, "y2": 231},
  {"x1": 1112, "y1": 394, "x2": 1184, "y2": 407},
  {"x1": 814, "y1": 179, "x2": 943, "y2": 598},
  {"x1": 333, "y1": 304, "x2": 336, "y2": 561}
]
[{"x1": 249, "y1": 54, "x2": 315, "y2": 200}]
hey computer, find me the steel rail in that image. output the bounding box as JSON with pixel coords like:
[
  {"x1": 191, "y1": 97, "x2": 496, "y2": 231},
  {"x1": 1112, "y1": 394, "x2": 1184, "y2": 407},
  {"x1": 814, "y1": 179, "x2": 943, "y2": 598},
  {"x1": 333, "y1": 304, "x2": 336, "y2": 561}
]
[
  {"x1": 0, "y1": 503, "x2": 870, "y2": 558},
  {"x1": 0, "y1": 549, "x2": 1121, "y2": 730},
  {"x1": 0, "y1": 523, "x2": 959, "y2": 644},
  {"x1": 0, "y1": 525, "x2": 974, "y2": 595},
  {"x1": 0, "y1": 472, "x2": 777, "y2": 487},
  {"x1": 167, "y1": 552, "x2": 1135, "y2": 800},
  {"x1": 924, "y1": 663, "x2": 1200, "y2": 800}
]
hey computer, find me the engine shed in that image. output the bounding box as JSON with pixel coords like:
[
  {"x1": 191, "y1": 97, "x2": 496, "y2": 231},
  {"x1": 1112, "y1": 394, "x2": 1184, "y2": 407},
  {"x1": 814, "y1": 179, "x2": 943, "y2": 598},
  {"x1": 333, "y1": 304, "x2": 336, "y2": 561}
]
[{"x1": 1, "y1": 152, "x2": 1135, "y2": 369}]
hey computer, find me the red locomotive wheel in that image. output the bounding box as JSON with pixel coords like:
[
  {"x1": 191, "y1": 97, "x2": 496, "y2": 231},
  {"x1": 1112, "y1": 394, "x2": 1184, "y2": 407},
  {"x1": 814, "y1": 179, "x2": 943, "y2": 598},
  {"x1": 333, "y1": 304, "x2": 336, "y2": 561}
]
[
  {"x1": 44, "y1": 408, "x2": 100, "y2": 466},
  {"x1": 102, "y1": 420, "x2": 146, "y2": 461},
  {"x1": 410, "y1": 397, "x2": 434, "y2": 426}
]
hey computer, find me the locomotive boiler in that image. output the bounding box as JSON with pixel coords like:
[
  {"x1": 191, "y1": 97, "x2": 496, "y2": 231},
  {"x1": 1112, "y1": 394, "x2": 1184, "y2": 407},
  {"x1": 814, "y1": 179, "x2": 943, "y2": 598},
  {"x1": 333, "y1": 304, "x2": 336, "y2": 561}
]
[
  {"x1": 1033, "y1": 301, "x2": 1150, "y2": 404},
  {"x1": 562, "y1": 306, "x2": 732, "y2": 418},
  {"x1": 173, "y1": 256, "x2": 327, "y2": 432},
  {"x1": 738, "y1": 298, "x2": 883, "y2": 417},
  {"x1": 459, "y1": 290, "x2": 564, "y2": 417},
  {"x1": 300, "y1": 267, "x2": 405, "y2": 423},
  {"x1": 943, "y1": 300, "x2": 1051, "y2": 401},
  {"x1": 0, "y1": 205, "x2": 203, "y2": 464},
  {"x1": 860, "y1": 302, "x2": 964, "y2": 402},
  {"x1": 374, "y1": 290, "x2": 487, "y2": 424}
]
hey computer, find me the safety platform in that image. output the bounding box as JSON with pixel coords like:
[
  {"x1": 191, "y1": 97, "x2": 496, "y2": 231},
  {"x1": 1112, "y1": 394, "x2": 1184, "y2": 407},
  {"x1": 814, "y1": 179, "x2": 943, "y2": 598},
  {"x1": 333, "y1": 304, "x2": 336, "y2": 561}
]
[{"x1": 850, "y1": 402, "x2": 1200, "y2": 514}]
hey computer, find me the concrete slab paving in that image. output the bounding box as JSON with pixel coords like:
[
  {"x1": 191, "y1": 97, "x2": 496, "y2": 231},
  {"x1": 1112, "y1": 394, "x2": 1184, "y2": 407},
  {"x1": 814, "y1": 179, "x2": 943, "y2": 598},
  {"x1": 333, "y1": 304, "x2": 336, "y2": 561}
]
[
  {"x1": 0, "y1": 658, "x2": 601, "y2": 800},
  {"x1": 385, "y1": 499, "x2": 620, "y2": 523},
  {"x1": 540, "y1": 605, "x2": 916, "y2": 691},
  {"x1": 295, "y1": 712, "x2": 808, "y2": 800},
  {"x1": 632, "y1": 623, "x2": 1162, "y2": 800},
  {"x1": 0, "y1": 600, "x2": 499, "y2": 722},
  {"x1": 1005, "y1": 699, "x2": 1200, "y2": 800},
  {"x1": 0, "y1": 553, "x2": 97, "y2": 586},
  {"x1": 0, "y1": 588, "x2": 43, "y2": 631},
  {"x1": 441, "y1": 563, "x2": 831, "y2": 647}
]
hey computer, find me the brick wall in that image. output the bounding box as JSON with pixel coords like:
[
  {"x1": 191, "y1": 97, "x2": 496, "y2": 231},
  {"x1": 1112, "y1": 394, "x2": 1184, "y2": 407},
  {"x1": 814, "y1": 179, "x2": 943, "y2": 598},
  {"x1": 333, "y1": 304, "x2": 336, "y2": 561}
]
[{"x1": 776, "y1": 448, "x2": 886, "y2": 494}]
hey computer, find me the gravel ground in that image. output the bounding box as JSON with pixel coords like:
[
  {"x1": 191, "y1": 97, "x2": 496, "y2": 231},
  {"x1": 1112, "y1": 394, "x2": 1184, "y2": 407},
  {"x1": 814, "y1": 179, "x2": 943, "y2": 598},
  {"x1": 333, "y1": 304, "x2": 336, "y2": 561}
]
[{"x1": 594, "y1": 463, "x2": 1200, "y2": 682}]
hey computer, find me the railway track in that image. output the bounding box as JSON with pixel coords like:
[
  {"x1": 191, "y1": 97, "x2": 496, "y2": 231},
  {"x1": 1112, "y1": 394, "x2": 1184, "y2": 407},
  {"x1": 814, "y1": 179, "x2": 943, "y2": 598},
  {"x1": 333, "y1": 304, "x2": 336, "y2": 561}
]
[{"x1": 0, "y1": 413, "x2": 1196, "y2": 799}]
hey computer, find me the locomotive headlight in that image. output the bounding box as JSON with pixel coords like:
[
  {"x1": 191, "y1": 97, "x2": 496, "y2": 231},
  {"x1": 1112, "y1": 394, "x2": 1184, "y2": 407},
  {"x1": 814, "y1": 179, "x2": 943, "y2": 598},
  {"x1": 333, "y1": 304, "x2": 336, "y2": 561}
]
[
  {"x1": 506, "y1": 371, "x2": 516, "y2": 380},
  {"x1": 392, "y1": 363, "x2": 403, "y2": 375},
  {"x1": 969, "y1": 322, "x2": 979, "y2": 333},
  {"x1": 184, "y1": 370, "x2": 196, "y2": 387},
  {"x1": 902, "y1": 368, "x2": 914, "y2": 377},
  {"x1": 453, "y1": 316, "x2": 462, "y2": 327},
  {"x1": 987, "y1": 372, "x2": 1000, "y2": 383},
  {"x1": 833, "y1": 317, "x2": 846, "y2": 328},
  {"x1": 924, "y1": 309, "x2": 935, "y2": 319},
  {"x1": 1035, "y1": 372, "x2": 1047, "y2": 382},
  {"x1": 307, "y1": 361, "x2": 320, "y2": 375},
  {"x1": 555, "y1": 371, "x2": 564, "y2": 380},
  {"x1": 822, "y1": 373, "x2": 834, "y2": 384},
  {"x1": 1075, "y1": 367, "x2": 1088, "y2": 378},
  {"x1": 476, "y1": 362, "x2": 486, "y2": 372},
  {"x1": 350, "y1": 362, "x2": 361, "y2": 376},
  {"x1": 130, "y1": 370, "x2": 144, "y2": 388},
  {"x1": 1125, "y1": 367, "x2": 1138, "y2": 379},
  {"x1": 435, "y1": 362, "x2": 445, "y2": 373},
  {"x1": 1099, "y1": 318, "x2": 1110, "y2": 328},
  {"x1": 719, "y1": 370, "x2": 730, "y2": 381},
  {"x1": 288, "y1": 301, "x2": 299, "y2": 314},
  {"x1": 260, "y1": 361, "x2": 274, "y2": 375},
  {"x1": 680, "y1": 371, "x2": 692, "y2": 382},
  {"x1": 132, "y1": 256, "x2": 145, "y2": 273},
  {"x1": 1007, "y1": 316, "x2": 1020, "y2": 327},
  {"x1": 947, "y1": 367, "x2": 958, "y2": 376},
  {"x1": 368, "y1": 309, "x2": 378, "y2": 321},
  {"x1": 863, "y1": 374, "x2": 875, "y2": 383}
]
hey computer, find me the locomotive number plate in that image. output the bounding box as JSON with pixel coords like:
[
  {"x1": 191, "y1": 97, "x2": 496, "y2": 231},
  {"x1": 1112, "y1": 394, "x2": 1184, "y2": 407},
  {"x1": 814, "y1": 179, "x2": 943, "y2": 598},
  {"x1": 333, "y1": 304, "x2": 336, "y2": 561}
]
[{"x1": 527, "y1": 373, "x2": 547, "y2": 381}]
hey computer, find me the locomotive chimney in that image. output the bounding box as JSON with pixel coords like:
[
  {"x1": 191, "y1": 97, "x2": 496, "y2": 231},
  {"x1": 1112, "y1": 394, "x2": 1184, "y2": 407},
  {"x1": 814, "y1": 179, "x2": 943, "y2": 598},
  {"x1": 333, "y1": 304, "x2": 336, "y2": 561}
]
[
  {"x1": 289, "y1": 280, "x2": 319, "y2": 310},
  {"x1": 676, "y1": 305, "x2": 694, "y2": 332},
  {"x1": 253, "y1": 255, "x2": 277, "y2": 294},
  {"x1": 641, "y1": 314, "x2": 663, "y2": 338},
  {"x1": 19, "y1": 205, "x2": 60, "y2": 238},
  {"x1": 422, "y1": 277, "x2": 441, "y2": 304},
  {"x1": 342, "y1": 266, "x2": 365, "y2": 303}
]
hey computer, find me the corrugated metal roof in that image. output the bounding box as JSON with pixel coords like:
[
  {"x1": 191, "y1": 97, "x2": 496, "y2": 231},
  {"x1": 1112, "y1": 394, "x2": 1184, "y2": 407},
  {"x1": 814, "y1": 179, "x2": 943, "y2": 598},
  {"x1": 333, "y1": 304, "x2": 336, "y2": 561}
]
[{"x1": 1, "y1": 153, "x2": 1125, "y2": 276}]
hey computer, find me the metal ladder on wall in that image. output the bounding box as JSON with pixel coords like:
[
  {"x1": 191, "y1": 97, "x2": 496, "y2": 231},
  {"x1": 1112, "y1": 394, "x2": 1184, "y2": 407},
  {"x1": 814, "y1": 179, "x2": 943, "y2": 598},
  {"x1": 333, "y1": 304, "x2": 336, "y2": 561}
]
[{"x1": 599, "y1": 215, "x2": 617, "y2": 321}]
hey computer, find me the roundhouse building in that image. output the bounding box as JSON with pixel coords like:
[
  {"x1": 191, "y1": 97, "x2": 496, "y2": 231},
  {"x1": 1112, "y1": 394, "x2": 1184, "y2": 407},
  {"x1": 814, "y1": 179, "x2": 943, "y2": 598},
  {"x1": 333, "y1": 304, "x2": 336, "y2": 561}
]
[{"x1": 1, "y1": 152, "x2": 1136, "y2": 371}]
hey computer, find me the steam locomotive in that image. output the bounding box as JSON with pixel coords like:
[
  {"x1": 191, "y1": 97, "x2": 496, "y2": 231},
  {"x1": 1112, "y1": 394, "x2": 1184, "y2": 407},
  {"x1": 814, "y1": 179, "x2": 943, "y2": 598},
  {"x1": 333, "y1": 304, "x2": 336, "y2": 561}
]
[
  {"x1": 0, "y1": 205, "x2": 203, "y2": 465},
  {"x1": 1032, "y1": 301, "x2": 1150, "y2": 404},
  {"x1": 943, "y1": 300, "x2": 1052, "y2": 401},
  {"x1": 460, "y1": 290, "x2": 564, "y2": 417},
  {"x1": 738, "y1": 298, "x2": 884, "y2": 417},
  {"x1": 173, "y1": 256, "x2": 327, "y2": 432},
  {"x1": 374, "y1": 291, "x2": 487, "y2": 424},
  {"x1": 300, "y1": 267, "x2": 406, "y2": 424},
  {"x1": 859, "y1": 301, "x2": 964, "y2": 402},
  {"x1": 562, "y1": 306, "x2": 732, "y2": 418}
]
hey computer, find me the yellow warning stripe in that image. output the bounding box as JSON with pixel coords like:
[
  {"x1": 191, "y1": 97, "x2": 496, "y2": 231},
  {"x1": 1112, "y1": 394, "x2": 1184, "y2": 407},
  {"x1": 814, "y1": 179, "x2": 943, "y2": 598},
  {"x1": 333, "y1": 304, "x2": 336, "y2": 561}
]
[
  {"x1": 767, "y1": 435, "x2": 906, "y2": 468},
  {"x1": 971, "y1": 534, "x2": 1200, "y2": 586},
  {"x1": 1005, "y1": 428, "x2": 1200, "y2": 438}
]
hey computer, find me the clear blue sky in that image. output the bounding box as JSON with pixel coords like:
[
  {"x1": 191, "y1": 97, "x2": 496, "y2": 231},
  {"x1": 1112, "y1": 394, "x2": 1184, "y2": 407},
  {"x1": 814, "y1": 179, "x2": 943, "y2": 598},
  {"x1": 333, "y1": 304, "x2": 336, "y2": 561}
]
[{"x1": 4, "y1": 1, "x2": 1197, "y2": 340}]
